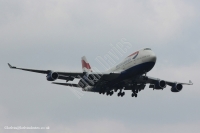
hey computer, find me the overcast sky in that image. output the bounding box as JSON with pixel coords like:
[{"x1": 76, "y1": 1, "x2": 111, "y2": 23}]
[{"x1": 1, "y1": 0, "x2": 200, "y2": 133}]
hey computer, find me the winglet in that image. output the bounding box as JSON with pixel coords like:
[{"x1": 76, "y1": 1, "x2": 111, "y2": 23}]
[
  {"x1": 189, "y1": 80, "x2": 193, "y2": 85},
  {"x1": 8, "y1": 63, "x2": 16, "y2": 69}
]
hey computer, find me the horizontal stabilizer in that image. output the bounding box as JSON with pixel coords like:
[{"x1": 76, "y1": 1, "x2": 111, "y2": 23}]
[{"x1": 52, "y1": 82, "x2": 81, "y2": 88}]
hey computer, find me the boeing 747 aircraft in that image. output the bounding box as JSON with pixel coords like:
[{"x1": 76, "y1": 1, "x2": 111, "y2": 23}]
[{"x1": 8, "y1": 48, "x2": 193, "y2": 97}]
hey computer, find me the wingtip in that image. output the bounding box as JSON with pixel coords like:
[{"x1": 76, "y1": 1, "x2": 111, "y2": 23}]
[
  {"x1": 8, "y1": 63, "x2": 16, "y2": 69},
  {"x1": 189, "y1": 80, "x2": 193, "y2": 85},
  {"x1": 8, "y1": 63, "x2": 12, "y2": 68}
]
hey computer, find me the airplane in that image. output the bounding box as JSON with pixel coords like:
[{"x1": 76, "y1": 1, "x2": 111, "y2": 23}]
[{"x1": 8, "y1": 48, "x2": 193, "y2": 97}]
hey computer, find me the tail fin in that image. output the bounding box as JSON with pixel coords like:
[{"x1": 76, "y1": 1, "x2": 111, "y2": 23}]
[{"x1": 81, "y1": 56, "x2": 92, "y2": 73}]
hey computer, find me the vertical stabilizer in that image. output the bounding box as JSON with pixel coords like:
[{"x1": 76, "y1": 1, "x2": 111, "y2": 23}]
[{"x1": 82, "y1": 56, "x2": 92, "y2": 73}]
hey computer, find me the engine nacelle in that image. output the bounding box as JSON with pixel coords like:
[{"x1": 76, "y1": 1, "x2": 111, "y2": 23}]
[
  {"x1": 88, "y1": 74, "x2": 100, "y2": 81},
  {"x1": 171, "y1": 83, "x2": 183, "y2": 92},
  {"x1": 78, "y1": 79, "x2": 88, "y2": 88},
  {"x1": 46, "y1": 71, "x2": 59, "y2": 81},
  {"x1": 149, "y1": 80, "x2": 166, "y2": 90}
]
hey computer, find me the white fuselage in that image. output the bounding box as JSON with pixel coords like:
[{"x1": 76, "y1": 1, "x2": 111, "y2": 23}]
[
  {"x1": 108, "y1": 48, "x2": 157, "y2": 73},
  {"x1": 84, "y1": 48, "x2": 157, "y2": 92}
]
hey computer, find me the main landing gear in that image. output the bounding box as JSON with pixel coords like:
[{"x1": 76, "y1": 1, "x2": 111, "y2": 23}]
[
  {"x1": 99, "y1": 91, "x2": 105, "y2": 95},
  {"x1": 131, "y1": 93, "x2": 137, "y2": 97},
  {"x1": 106, "y1": 91, "x2": 114, "y2": 96},
  {"x1": 131, "y1": 89, "x2": 138, "y2": 98},
  {"x1": 117, "y1": 89, "x2": 125, "y2": 97},
  {"x1": 99, "y1": 91, "x2": 113, "y2": 96}
]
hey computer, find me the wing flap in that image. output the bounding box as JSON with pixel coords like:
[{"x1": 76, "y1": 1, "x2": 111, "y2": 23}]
[
  {"x1": 52, "y1": 82, "x2": 81, "y2": 88},
  {"x1": 165, "y1": 80, "x2": 193, "y2": 86},
  {"x1": 57, "y1": 72, "x2": 84, "y2": 78},
  {"x1": 139, "y1": 76, "x2": 193, "y2": 86}
]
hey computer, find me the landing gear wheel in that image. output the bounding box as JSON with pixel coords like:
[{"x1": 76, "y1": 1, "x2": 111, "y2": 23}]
[
  {"x1": 119, "y1": 92, "x2": 124, "y2": 97},
  {"x1": 135, "y1": 94, "x2": 137, "y2": 97},
  {"x1": 106, "y1": 92, "x2": 109, "y2": 96},
  {"x1": 131, "y1": 93, "x2": 135, "y2": 97},
  {"x1": 110, "y1": 91, "x2": 114, "y2": 96},
  {"x1": 117, "y1": 93, "x2": 120, "y2": 97}
]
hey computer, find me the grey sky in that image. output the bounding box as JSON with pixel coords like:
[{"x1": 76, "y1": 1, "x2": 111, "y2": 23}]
[{"x1": 0, "y1": 0, "x2": 200, "y2": 133}]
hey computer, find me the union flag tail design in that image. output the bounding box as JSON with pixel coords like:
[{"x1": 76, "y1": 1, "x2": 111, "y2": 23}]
[{"x1": 82, "y1": 56, "x2": 92, "y2": 73}]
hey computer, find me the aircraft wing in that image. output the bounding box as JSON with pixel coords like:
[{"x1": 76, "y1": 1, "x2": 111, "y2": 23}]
[
  {"x1": 91, "y1": 73, "x2": 121, "y2": 87},
  {"x1": 94, "y1": 73, "x2": 120, "y2": 81},
  {"x1": 8, "y1": 63, "x2": 48, "y2": 73},
  {"x1": 8, "y1": 63, "x2": 84, "y2": 80},
  {"x1": 52, "y1": 82, "x2": 81, "y2": 88},
  {"x1": 8, "y1": 63, "x2": 120, "y2": 82},
  {"x1": 137, "y1": 75, "x2": 193, "y2": 86}
]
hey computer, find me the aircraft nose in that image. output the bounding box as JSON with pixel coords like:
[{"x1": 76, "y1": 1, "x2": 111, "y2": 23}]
[{"x1": 150, "y1": 52, "x2": 157, "y2": 62}]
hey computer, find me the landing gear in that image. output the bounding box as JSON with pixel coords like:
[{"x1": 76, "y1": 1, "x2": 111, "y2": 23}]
[
  {"x1": 99, "y1": 90, "x2": 105, "y2": 95},
  {"x1": 131, "y1": 93, "x2": 137, "y2": 97},
  {"x1": 117, "y1": 93, "x2": 120, "y2": 97},
  {"x1": 118, "y1": 90, "x2": 125, "y2": 97},
  {"x1": 106, "y1": 91, "x2": 114, "y2": 96},
  {"x1": 132, "y1": 89, "x2": 138, "y2": 98},
  {"x1": 117, "y1": 92, "x2": 125, "y2": 97},
  {"x1": 114, "y1": 88, "x2": 118, "y2": 92}
]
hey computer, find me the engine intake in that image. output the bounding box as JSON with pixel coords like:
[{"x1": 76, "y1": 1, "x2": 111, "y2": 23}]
[
  {"x1": 46, "y1": 71, "x2": 59, "y2": 81},
  {"x1": 149, "y1": 80, "x2": 166, "y2": 90},
  {"x1": 171, "y1": 83, "x2": 183, "y2": 92}
]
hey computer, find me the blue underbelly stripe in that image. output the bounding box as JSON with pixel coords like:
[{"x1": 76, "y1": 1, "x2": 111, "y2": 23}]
[
  {"x1": 92, "y1": 62, "x2": 155, "y2": 91},
  {"x1": 110, "y1": 62, "x2": 156, "y2": 86}
]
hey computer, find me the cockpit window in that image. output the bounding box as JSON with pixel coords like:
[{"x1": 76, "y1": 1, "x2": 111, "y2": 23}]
[{"x1": 144, "y1": 48, "x2": 151, "y2": 50}]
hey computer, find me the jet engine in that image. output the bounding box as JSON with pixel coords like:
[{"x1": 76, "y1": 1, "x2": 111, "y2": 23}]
[
  {"x1": 78, "y1": 79, "x2": 88, "y2": 88},
  {"x1": 77, "y1": 73, "x2": 101, "y2": 88},
  {"x1": 171, "y1": 83, "x2": 183, "y2": 92},
  {"x1": 46, "y1": 71, "x2": 59, "y2": 81},
  {"x1": 149, "y1": 80, "x2": 166, "y2": 90}
]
